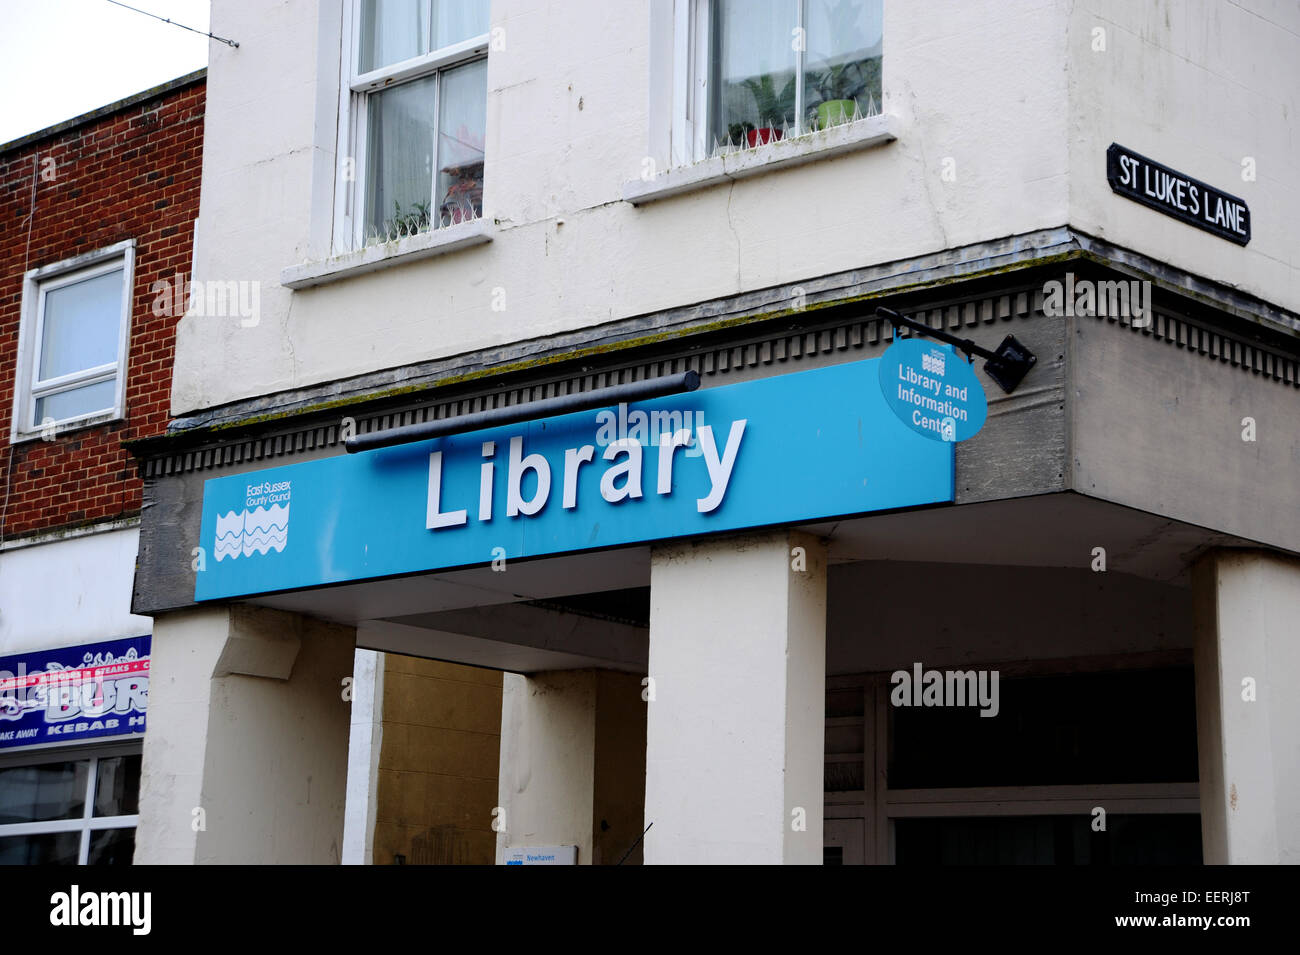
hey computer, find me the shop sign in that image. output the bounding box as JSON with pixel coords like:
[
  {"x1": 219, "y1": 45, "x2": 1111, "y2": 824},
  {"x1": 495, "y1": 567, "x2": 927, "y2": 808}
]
[
  {"x1": 1107, "y1": 144, "x2": 1250, "y2": 245},
  {"x1": 879, "y1": 340, "x2": 987, "y2": 442},
  {"x1": 0, "y1": 636, "x2": 150, "y2": 750},
  {"x1": 196, "y1": 358, "x2": 955, "y2": 601},
  {"x1": 504, "y1": 846, "x2": 578, "y2": 865}
]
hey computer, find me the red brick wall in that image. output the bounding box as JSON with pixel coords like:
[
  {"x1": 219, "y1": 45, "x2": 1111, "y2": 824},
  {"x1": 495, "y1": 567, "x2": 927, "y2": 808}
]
[{"x1": 0, "y1": 77, "x2": 203, "y2": 539}]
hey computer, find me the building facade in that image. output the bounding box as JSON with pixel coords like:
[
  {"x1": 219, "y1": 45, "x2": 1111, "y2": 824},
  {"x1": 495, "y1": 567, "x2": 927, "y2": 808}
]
[
  {"x1": 0, "y1": 71, "x2": 205, "y2": 864},
  {"x1": 130, "y1": 1, "x2": 1298, "y2": 864}
]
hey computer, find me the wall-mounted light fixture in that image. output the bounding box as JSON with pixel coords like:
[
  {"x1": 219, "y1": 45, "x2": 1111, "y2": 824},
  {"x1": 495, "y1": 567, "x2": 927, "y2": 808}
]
[{"x1": 875, "y1": 306, "x2": 1037, "y2": 394}]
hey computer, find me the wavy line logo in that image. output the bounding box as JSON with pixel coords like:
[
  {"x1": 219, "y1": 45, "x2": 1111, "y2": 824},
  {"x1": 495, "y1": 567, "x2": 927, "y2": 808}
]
[{"x1": 215, "y1": 502, "x2": 289, "y2": 560}]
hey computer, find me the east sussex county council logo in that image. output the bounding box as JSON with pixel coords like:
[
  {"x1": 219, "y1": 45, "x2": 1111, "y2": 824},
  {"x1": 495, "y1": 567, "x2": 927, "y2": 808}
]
[{"x1": 215, "y1": 480, "x2": 291, "y2": 560}]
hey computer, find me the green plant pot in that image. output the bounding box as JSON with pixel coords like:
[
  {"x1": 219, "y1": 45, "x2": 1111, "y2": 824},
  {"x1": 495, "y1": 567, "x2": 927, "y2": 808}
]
[{"x1": 816, "y1": 99, "x2": 856, "y2": 130}]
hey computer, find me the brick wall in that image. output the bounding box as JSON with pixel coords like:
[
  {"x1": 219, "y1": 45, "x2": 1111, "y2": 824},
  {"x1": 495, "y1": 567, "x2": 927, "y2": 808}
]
[{"x1": 0, "y1": 75, "x2": 203, "y2": 539}]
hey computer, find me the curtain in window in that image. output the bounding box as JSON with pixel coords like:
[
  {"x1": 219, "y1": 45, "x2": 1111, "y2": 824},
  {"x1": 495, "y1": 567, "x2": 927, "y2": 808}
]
[
  {"x1": 360, "y1": 0, "x2": 487, "y2": 70},
  {"x1": 709, "y1": 0, "x2": 797, "y2": 149},
  {"x1": 433, "y1": 0, "x2": 488, "y2": 50},
  {"x1": 365, "y1": 74, "x2": 438, "y2": 239},
  {"x1": 359, "y1": 0, "x2": 428, "y2": 72}
]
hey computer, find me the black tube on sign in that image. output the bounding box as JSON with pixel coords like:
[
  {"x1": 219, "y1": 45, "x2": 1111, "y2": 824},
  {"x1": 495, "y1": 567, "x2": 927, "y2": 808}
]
[{"x1": 344, "y1": 370, "x2": 702, "y2": 453}]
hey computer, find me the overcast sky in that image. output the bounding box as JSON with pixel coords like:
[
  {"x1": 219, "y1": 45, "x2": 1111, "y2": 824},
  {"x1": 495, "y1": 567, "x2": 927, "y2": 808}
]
[{"x1": 0, "y1": 0, "x2": 211, "y2": 144}]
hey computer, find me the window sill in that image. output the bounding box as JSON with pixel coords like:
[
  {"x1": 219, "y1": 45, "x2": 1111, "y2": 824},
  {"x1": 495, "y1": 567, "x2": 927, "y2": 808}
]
[
  {"x1": 622, "y1": 113, "x2": 898, "y2": 207},
  {"x1": 280, "y1": 217, "x2": 493, "y2": 290},
  {"x1": 9, "y1": 409, "x2": 124, "y2": 445}
]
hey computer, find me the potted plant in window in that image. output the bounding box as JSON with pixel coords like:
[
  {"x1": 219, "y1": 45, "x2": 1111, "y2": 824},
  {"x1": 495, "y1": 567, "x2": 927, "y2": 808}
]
[
  {"x1": 375, "y1": 199, "x2": 433, "y2": 242},
  {"x1": 809, "y1": 59, "x2": 872, "y2": 130},
  {"x1": 739, "y1": 72, "x2": 796, "y2": 146},
  {"x1": 726, "y1": 120, "x2": 756, "y2": 147}
]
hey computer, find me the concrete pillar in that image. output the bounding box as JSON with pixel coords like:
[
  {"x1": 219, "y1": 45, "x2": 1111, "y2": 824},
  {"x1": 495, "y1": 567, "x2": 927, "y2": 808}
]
[
  {"x1": 341, "y1": 648, "x2": 384, "y2": 864},
  {"x1": 1192, "y1": 550, "x2": 1300, "y2": 864},
  {"x1": 495, "y1": 669, "x2": 646, "y2": 865},
  {"x1": 644, "y1": 531, "x2": 826, "y2": 864},
  {"x1": 134, "y1": 605, "x2": 355, "y2": 864}
]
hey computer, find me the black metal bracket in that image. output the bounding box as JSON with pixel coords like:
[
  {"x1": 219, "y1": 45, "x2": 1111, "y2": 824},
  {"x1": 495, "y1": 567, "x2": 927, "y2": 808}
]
[
  {"x1": 875, "y1": 306, "x2": 1036, "y2": 394},
  {"x1": 345, "y1": 370, "x2": 701, "y2": 453}
]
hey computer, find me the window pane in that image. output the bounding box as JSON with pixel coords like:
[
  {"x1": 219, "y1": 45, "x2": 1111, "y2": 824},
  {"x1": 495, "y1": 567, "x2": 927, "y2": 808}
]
[
  {"x1": 435, "y1": 58, "x2": 486, "y2": 227},
  {"x1": 94, "y1": 754, "x2": 143, "y2": 817},
  {"x1": 889, "y1": 668, "x2": 1199, "y2": 789},
  {"x1": 38, "y1": 268, "x2": 124, "y2": 381},
  {"x1": 88, "y1": 827, "x2": 136, "y2": 865},
  {"x1": 0, "y1": 831, "x2": 81, "y2": 865},
  {"x1": 895, "y1": 814, "x2": 1203, "y2": 865},
  {"x1": 709, "y1": 0, "x2": 797, "y2": 150},
  {"x1": 0, "y1": 760, "x2": 89, "y2": 824},
  {"x1": 433, "y1": 0, "x2": 488, "y2": 49},
  {"x1": 34, "y1": 378, "x2": 116, "y2": 426},
  {"x1": 359, "y1": 0, "x2": 429, "y2": 73},
  {"x1": 804, "y1": 0, "x2": 883, "y2": 129},
  {"x1": 365, "y1": 74, "x2": 438, "y2": 240}
]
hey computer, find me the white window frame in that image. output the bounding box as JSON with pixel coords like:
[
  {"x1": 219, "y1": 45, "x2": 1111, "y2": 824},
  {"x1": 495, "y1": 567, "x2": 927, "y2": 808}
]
[
  {"x1": 672, "y1": 0, "x2": 878, "y2": 165},
  {"x1": 0, "y1": 742, "x2": 142, "y2": 865},
  {"x1": 670, "y1": 0, "x2": 712, "y2": 167},
  {"x1": 10, "y1": 239, "x2": 135, "y2": 443},
  {"x1": 333, "y1": 0, "x2": 490, "y2": 254}
]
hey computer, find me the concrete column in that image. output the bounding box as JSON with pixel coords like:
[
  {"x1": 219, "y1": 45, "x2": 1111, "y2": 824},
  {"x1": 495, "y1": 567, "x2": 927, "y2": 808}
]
[
  {"x1": 1192, "y1": 550, "x2": 1300, "y2": 864},
  {"x1": 134, "y1": 605, "x2": 355, "y2": 864},
  {"x1": 341, "y1": 648, "x2": 384, "y2": 864},
  {"x1": 495, "y1": 669, "x2": 645, "y2": 865},
  {"x1": 644, "y1": 531, "x2": 826, "y2": 864}
]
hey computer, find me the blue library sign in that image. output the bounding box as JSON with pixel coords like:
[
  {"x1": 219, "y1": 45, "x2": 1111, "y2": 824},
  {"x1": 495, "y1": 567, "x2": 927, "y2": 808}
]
[
  {"x1": 879, "y1": 340, "x2": 988, "y2": 443},
  {"x1": 196, "y1": 358, "x2": 955, "y2": 601}
]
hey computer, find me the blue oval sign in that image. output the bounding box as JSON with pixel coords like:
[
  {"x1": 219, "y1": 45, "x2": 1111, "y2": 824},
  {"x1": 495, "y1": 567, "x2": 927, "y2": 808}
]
[{"x1": 878, "y1": 339, "x2": 988, "y2": 442}]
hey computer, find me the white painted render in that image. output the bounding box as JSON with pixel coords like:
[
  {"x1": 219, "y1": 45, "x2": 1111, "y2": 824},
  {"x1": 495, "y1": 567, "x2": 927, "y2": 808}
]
[
  {"x1": 174, "y1": 0, "x2": 1298, "y2": 417},
  {"x1": 134, "y1": 606, "x2": 354, "y2": 864},
  {"x1": 132, "y1": 607, "x2": 227, "y2": 864},
  {"x1": 174, "y1": 0, "x2": 1073, "y2": 413},
  {"x1": 644, "y1": 531, "x2": 826, "y2": 864},
  {"x1": 1193, "y1": 550, "x2": 1300, "y2": 864},
  {"x1": 0, "y1": 525, "x2": 152, "y2": 656},
  {"x1": 341, "y1": 647, "x2": 383, "y2": 864},
  {"x1": 1066, "y1": 0, "x2": 1299, "y2": 308},
  {"x1": 495, "y1": 669, "x2": 598, "y2": 864}
]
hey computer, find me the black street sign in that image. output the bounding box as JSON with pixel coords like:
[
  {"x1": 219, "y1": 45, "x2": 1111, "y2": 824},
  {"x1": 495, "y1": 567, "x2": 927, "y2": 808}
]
[{"x1": 1106, "y1": 143, "x2": 1250, "y2": 245}]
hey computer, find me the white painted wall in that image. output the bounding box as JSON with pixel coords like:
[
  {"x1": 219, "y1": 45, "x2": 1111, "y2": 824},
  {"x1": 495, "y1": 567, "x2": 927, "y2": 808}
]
[
  {"x1": 135, "y1": 606, "x2": 354, "y2": 864},
  {"x1": 644, "y1": 531, "x2": 825, "y2": 864},
  {"x1": 174, "y1": 0, "x2": 1073, "y2": 413},
  {"x1": 495, "y1": 669, "x2": 597, "y2": 864},
  {"x1": 1066, "y1": 0, "x2": 1299, "y2": 308},
  {"x1": 0, "y1": 526, "x2": 153, "y2": 656},
  {"x1": 341, "y1": 647, "x2": 383, "y2": 864},
  {"x1": 1193, "y1": 550, "x2": 1300, "y2": 864},
  {"x1": 176, "y1": 0, "x2": 1299, "y2": 407},
  {"x1": 133, "y1": 607, "x2": 227, "y2": 864}
]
